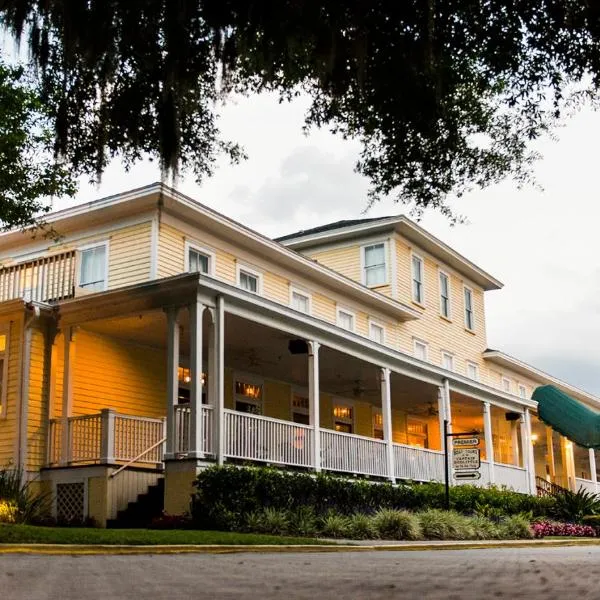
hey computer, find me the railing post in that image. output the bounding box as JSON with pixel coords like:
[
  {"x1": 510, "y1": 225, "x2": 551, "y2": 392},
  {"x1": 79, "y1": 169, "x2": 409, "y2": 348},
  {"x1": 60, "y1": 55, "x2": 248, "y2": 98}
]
[
  {"x1": 165, "y1": 307, "x2": 180, "y2": 460},
  {"x1": 60, "y1": 326, "x2": 76, "y2": 465},
  {"x1": 522, "y1": 409, "x2": 537, "y2": 495},
  {"x1": 589, "y1": 448, "x2": 597, "y2": 493},
  {"x1": 308, "y1": 340, "x2": 321, "y2": 472},
  {"x1": 100, "y1": 409, "x2": 116, "y2": 464},
  {"x1": 483, "y1": 401, "x2": 495, "y2": 484},
  {"x1": 380, "y1": 367, "x2": 395, "y2": 483},
  {"x1": 188, "y1": 296, "x2": 205, "y2": 459}
]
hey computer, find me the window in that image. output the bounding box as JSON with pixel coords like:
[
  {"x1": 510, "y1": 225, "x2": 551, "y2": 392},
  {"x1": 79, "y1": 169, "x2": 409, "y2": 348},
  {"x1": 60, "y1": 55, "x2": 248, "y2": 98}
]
[
  {"x1": 291, "y1": 393, "x2": 310, "y2": 425},
  {"x1": 337, "y1": 309, "x2": 355, "y2": 331},
  {"x1": 502, "y1": 377, "x2": 511, "y2": 393},
  {"x1": 369, "y1": 321, "x2": 385, "y2": 344},
  {"x1": 518, "y1": 385, "x2": 527, "y2": 399},
  {"x1": 363, "y1": 243, "x2": 386, "y2": 286},
  {"x1": 372, "y1": 410, "x2": 384, "y2": 440},
  {"x1": 291, "y1": 289, "x2": 310, "y2": 314},
  {"x1": 466, "y1": 361, "x2": 479, "y2": 381},
  {"x1": 0, "y1": 329, "x2": 8, "y2": 417},
  {"x1": 333, "y1": 403, "x2": 354, "y2": 433},
  {"x1": 234, "y1": 378, "x2": 263, "y2": 414},
  {"x1": 413, "y1": 339, "x2": 428, "y2": 361},
  {"x1": 79, "y1": 243, "x2": 107, "y2": 292},
  {"x1": 439, "y1": 271, "x2": 451, "y2": 319},
  {"x1": 411, "y1": 254, "x2": 424, "y2": 304},
  {"x1": 188, "y1": 247, "x2": 210, "y2": 274},
  {"x1": 464, "y1": 286, "x2": 474, "y2": 330},
  {"x1": 238, "y1": 268, "x2": 260, "y2": 294},
  {"x1": 407, "y1": 418, "x2": 429, "y2": 448},
  {"x1": 441, "y1": 351, "x2": 454, "y2": 372}
]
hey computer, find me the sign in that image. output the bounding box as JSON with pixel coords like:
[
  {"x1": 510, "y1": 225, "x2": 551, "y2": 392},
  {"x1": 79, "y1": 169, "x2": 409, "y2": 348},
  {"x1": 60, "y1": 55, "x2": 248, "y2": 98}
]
[
  {"x1": 454, "y1": 471, "x2": 481, "y2": 481},
  {"x1": 452, "y1": 448, "x2": 480, "y2": 471},
  {"x1": 453, "y1": 437, "x2": 479, "y2": 447}
]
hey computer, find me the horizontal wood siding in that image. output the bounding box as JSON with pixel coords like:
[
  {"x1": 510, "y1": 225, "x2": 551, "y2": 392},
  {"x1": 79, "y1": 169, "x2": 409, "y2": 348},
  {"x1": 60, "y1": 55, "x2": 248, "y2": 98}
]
[
  {"x1": 108, "y1": 222, "x2": 152, "y2": 289},
  {"x1": 157, "y1": 223, "x2": 184, "y2": 278},
  {"x1": 307, "y1": 246, "x2": 361, "y2": 282}
]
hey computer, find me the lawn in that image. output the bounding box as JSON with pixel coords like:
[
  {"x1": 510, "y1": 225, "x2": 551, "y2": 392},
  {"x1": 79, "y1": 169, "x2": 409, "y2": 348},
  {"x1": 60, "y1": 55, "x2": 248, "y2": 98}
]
[{"x1": 0, "y1": 524, "x2": 326, "y2": 546}]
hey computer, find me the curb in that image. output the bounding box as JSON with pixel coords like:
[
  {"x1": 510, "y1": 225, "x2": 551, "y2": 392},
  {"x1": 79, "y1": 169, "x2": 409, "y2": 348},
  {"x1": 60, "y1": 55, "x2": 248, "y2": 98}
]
[{"x1": 2, "y1": 539, "x2": 600, "y2": 555}]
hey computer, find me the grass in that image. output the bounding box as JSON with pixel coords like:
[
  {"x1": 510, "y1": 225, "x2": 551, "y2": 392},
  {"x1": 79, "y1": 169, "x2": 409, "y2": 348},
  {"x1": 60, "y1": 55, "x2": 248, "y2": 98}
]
[{"x1": 0, "y1": 524, "x2": 325, "y2": 546}]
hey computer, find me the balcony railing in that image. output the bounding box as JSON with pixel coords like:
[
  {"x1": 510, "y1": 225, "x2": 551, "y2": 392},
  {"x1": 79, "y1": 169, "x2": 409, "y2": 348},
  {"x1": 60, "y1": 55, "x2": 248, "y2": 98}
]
[
  {"x1": 0, "y1": 251, "x2": 76, "y2": 303},
  {"x1": 174, "y1": 404, "x2": 214, "y2": 456}
]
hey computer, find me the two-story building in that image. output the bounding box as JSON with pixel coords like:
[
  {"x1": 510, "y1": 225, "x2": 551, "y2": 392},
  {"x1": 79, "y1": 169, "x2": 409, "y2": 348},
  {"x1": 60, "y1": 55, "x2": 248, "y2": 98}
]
[{"x1": 0, "y1": 183, "x2": 596, "y2": 526}]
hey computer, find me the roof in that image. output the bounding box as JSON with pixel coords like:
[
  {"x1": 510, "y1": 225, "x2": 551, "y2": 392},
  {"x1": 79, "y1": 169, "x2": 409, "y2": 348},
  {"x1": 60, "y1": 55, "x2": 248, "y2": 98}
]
[{"x1": 277, "y1": 215, "x2": 503, "y2": 292}]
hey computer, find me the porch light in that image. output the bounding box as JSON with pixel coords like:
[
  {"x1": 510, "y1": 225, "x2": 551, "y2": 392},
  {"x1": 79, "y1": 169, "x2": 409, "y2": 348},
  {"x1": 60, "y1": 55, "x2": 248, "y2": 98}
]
[
  {"x1": 531, "y1": 433, "x2": 539, "y2": 444},
  {"x1": 235, "y1": 381, "x2": 262, "y2": 399}
]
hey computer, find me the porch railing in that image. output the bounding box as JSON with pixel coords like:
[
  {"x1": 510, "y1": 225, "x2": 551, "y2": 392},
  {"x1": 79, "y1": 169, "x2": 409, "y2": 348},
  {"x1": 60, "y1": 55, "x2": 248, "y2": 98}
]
[
  {"x1": 393, "y1": 443, "x2": 444, "y2": 482},
  {"x1": 321, "y1": 429, "x2": 388, "y2": 477},
  {"x1": 174, "y1": 404, "x2": 214, "y2": 456},
  {"x1": 575, "y1": 477, "x2": 598, "y2": 495},
  {"x1": 0, "y1": 250, "x2": 76, "y2": 303},
  {"x1": 493, "y1": 462, "x2": 529, "y2": 493}
]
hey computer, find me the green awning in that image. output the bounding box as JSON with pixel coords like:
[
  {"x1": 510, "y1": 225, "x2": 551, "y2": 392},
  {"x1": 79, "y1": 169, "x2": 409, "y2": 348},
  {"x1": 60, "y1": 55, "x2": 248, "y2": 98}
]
[{"x1": 532, "y1": 384, "x2": 600, "y2": 449}]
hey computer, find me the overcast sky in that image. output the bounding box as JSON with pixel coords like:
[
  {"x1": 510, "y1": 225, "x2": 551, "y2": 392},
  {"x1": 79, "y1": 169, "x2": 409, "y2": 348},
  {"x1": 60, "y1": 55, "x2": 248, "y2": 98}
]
[{"x1": 60, "y1": 92, "x2": 600, "y2": 396}]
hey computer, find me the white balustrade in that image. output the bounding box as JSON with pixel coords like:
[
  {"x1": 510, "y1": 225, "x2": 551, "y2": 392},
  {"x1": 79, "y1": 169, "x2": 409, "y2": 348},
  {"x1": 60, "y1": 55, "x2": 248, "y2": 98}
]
[
  {"x1": 493, "y1": 462, "x2": 529, "y2": 493},
  {"x1": 575, "y1": 477, "x2": 598, "y2": 496},
  {"x1": 114, "y1": 414, "x2": 165, "y2": 464},
  {"x1": 224, "y1": 409, "x2": 314, "y2": 468},
  {"x1": 393, "y1": 443, "x2": 444, "y2": 482},
  {"x1": 174, "y1": 404, "x2": 214, "y2": 456},
  {"x1": 321, "y1": 429, "x2": 387, "y2": 477},
  {"x1": 69, "y1": 414, "x2": 102, "y2": 463}
]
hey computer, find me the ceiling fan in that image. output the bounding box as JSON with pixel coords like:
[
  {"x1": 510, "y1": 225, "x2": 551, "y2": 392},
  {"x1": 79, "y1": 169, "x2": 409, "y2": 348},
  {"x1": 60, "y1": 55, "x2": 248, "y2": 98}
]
[
  {"x1": 231, "y1": 347, "x2": 282, "y2": 368},
  {"x1": 409, "y1": 400, "x2": 439, "y2": 417},
  {"x1": 337, "y1": 379, "x2": 380, "y2": 399}
]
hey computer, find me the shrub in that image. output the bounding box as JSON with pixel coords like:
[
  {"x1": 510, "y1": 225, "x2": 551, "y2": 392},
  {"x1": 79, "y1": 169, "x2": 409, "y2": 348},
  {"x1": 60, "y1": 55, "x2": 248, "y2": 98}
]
[
  {"x1": 468, "y1": 515, "x2": 501, "y2": 540},
  {"x1": 498, "y1": 514, "x2": 533, "y2": 539},
  {"x1": 417, "y1": 509, "x2": 472, "y2": 540},
  {"x1": 320, "y1": 513, "x2": 350, "y2": 539},
  {"x1": 532, "y1": 520, "x2": 596, "y2": 538},
  {"x1": 149, "y1": 513, "x2": 192, "y2": 530},
  {"x1": 260, "y1": 508, "x2": 289, "y2": 535},
  {"x1": 347, "y1": 513, "x2": 376, "y2": 540},
  {"x1": 552, "y1": 489, "x2": 600, "y2": 524},
  {"x1": 244, "y1": 511, "x2": 264, "y2": 533},
  {"x1": 289, "y1": 507, "x2": 318, "y2": 537},
  {"x1": 0, "y1": 500, "x2": 17, "y2": 523},
  {"x1": 0, "y1": 467, "x2": 50, "y2": 524},
  {"x1": 373, "y1": 509, "x2": 422, "y2": 540}
]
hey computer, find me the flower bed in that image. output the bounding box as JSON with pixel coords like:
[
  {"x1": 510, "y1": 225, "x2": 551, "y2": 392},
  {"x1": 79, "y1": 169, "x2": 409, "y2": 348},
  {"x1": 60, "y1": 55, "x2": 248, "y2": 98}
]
[{"x1": 532, "y1": 521, "x2": 596, "y2": 538}]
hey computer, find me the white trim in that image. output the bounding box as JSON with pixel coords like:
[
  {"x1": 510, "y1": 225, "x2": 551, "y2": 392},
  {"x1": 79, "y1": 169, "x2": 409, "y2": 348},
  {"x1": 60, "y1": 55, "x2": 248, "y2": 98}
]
[
  {"x1": 368, "y1": 319, "x2": 386, "y2": 345},
  {"x1": 463, "y1": 285, "x2": 475, "y2": 332},
  {"x1": 466, "y1": 361, "x2": 480, "y2": 381},
  {"x1": 233, "y1": 371, "x2": 265, "y2": 413},
  {"x1": 236, "y1": 262, "x2": 263, "y2": 295},
  {"x1": 361, "y1": 240, "x2": 388, "y2": 287},
  {"x1": 185, "y1": 240, "x2": 216, "y2": 277},
  {"x1": 332, "y1": 397, "x2": 355, "y2": 432},
  {"x1": 441, "y1": 350, "x2": 454, "y2": 372},
  {"x1": 289, "y1": 285, "x2": 312, "y2": 315},
  {"x1": 77, "y1": 240, "x2": 109, "y2": 293},
  {"x1": 389, "y1": 237, "x2": 398, "y2": 299},
  {"x1": 410, "y1": 252, "x2": 425, "y2": 305},
  {"x1": 438, "y1": 269, "x2": 452, "y2": 320},
  {"x1": 149, "y1": 215, "x2": 159, "y2": 280},
  {"x1": 501, "y1": 377, "x2": 512, "y2": 393},
  {"x1": 518, "y1": 384, "x2": 528, "y2": 400},
  {"x1": 336, "y1": 306, "x2": 356, "y2": 332},
  {"x1": 413, "y1": 338, "x2": 429, "y2": 362}
]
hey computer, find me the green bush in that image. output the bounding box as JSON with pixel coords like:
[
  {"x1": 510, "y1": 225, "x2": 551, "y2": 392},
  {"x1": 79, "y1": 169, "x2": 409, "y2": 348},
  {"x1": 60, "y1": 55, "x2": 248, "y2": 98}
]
[
  {"x1": 498, "y1": 514, "x2": 533, "y2": 539},
  {"x1": 320, "y1": 513, "x2": 350, "y2": 539},
  {"x1": 289, "y1": 507, "x2": 318, "y2": 537},
  {"x1": 347, "y1": 513, "x2": 377, "y2": 540},
  {"x1": 373, "y1": 509, "x2": 422, "y2": 540},
  {"x1": 552, "y1": 489, "x2": 600, "y2": 524},
  {"x1": 417, "y1": 509, "x2": 472, "y2": 540},
  {"x1": 260, "y1": 508, "x2": 289, "y2": 535},
  {"x1": 468, "y1": 515, "x2": 501, "y2": 540},
  {"x1": 0, "y1": 467, "x2": 50, "y2": 524}
]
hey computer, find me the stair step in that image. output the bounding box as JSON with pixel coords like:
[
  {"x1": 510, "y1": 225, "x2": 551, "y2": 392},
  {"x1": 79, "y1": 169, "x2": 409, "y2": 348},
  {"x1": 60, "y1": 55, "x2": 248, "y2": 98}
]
[{"x1": 107, "y1": 476, "x2": 165, "y2": 529}]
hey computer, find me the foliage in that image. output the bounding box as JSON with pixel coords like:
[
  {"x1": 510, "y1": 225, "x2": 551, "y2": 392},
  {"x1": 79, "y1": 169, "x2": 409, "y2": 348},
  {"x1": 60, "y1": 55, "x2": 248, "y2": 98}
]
[
  {"x1": 0, "y1": 467, "x2": 50, "y2": 524},
  {"x1": 149, "y1": 513, "x2": 193, "y2": 530},
  {"x1": 372, "y1": 509, "x2": 422, "y2": 541},
  {"x1": 259, "y1": 508, "x2": 290, "y2": 536},
  {"x1": 289, "y1": 507, "x2": 318, "y2": 537},
  {"x1": 551, "y1": 489, "x2": 600, "y2": 524},
  {"x1": 347, "y1": 513, "x2": 376, "y2": 540},
  {"x1": 532, "y1": 521, "x2": 596, "y2": 539},
  {"x1": 319, "y1": 512, "x2": 351, "y2": 539},
  {"x1": 0, "y1": 500, "x2": 17, "y2": 523},
  {"x1": 4, "y1": 3, "x2": 600, "y2": 215},
  {"x1": 417, "y1": 509, "x2": 472, "y2": 541},
  {"x1": 498, "y1": 515, "x2": 534, "y2": 540},
  {"x1": 0, "y1": 60, "x2": 75, "y2": 230}
]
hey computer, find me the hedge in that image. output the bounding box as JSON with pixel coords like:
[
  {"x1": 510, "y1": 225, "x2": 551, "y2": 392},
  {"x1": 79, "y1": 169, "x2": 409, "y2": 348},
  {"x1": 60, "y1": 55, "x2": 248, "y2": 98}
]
[{"x1": 191, "y1": 465, "x2": 556, "y2": 530}]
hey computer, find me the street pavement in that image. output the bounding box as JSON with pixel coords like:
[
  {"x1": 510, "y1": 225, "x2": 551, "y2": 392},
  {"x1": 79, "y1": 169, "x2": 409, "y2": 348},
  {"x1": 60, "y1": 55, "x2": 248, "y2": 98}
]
[{"x1": 1, "y1": 546, "x2": 599, "y2": 599}]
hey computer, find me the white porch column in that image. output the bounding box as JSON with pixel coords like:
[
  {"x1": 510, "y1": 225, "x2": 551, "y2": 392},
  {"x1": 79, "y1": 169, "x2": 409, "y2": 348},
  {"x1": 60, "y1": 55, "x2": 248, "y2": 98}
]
[
  {"x1": 188, "y1": 297, "x2": 205, "y2": 459},
  {"x1": 589, "y1": 448, "x2": 597, "y2": 492},
  {"x1": 215, "y1": 296, "x2": 226, "y2": 465},
  {"x1": 524, "y1": 409, "x2": 537, "y2": 494},
  {"x1": 482, "y1": 401, "x2": 495, "y2": 484},
  {"x1": 308, "y1": 340, "x2": 321, "y2": 472},
  {"x1": 380, "y1": 368, "x2": 395, "y2": 483},
  {"x1": 165, "y1": 307, "x2": 180, "y2": 460},
  {"x1": 60, "y1": 326, "x2": 76, "y2": 465}
]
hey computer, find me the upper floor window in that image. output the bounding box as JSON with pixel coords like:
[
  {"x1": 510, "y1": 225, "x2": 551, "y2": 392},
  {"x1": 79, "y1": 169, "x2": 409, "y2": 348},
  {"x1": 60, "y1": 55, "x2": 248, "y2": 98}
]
[
  {"x1": 518, "y1": 385, "x2": 527, "y2": 399},
  {"x1": 441, "y1": 351, "x2": 454, "y2": 372},
  {"x1": 466, "y1": 361, "x2": 479, "y2": 381},
  {"x1": 369, "y1": 321, "x2": 385, "y2": 344},
  {"x1": 188, "y1": 247, "x2": 210, "y2": 275},
  {"x1": 234, "y1": 378, "x2": 263, "y2": 414},
  {"x1": 79, "y1": 243, "x2": 108, "y2": 292},
  {"x1": 372, "y1": 410, "x2": 384, "y2": 440},
  {"x1": 412, "y1": 254, "x2": 424, "y2": 304},
  {"x1": 439, "y1": 271, "x2": 451, "y2": 319},
  {"x1": 502, "y1": 377, "x2": 511, "y2": 393},
  {"x1": 464, "y1": 286, "x2": 474, "y2": 331},
  {"x1": 337, "y1": 308, "x2": 355, "y2": 332},
  {"x1": 291, "y1": 289, "x2": 311, "y2": 314},
  {"x1": 363, "y1": 243, "x2": 386, "y2": 286},
  {"x1": 237, "y1": 264, "x2": 261, "y2": 294},
  {"x1": 413, "y1": 339, "x2": 428, "y2": 361}
]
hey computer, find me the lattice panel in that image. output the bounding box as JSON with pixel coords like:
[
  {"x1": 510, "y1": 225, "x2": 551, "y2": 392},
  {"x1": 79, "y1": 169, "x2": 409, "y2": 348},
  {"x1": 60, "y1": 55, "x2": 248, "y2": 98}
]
[{"x1": 56, "y1": 482, "x2": 85, "y2": 523}]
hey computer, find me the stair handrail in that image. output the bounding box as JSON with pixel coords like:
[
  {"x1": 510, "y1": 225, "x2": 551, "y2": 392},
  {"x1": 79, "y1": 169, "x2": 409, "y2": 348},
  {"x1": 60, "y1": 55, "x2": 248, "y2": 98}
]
[
  {"x1": 536, "y1": 475, "x2": 568, "y2": 497},
  {"x1": 109, "y1": 437, "x2": 166, "y2": 479}
]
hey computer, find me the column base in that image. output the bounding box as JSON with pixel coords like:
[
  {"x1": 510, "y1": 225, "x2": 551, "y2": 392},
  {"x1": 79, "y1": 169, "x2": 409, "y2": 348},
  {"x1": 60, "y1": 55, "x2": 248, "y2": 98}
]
[{"x1": 163, "y1": 458, "x2": 213, "y2": 516}]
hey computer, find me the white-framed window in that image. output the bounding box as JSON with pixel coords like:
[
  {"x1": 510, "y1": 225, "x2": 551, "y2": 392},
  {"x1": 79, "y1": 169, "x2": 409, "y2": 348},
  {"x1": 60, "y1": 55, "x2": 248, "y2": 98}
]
[
  {"x1": 291, "y1": 390, "x2": 310, "y2": 425},
  {"x1": 441, "y1": 351, "x2": 454, "y2": 372},
  {"x1": 337, "y1": 308, "x2": 355, "y2": 332},
  {"x1": 439, "y1": 270, "x2": 451, "y2": 319},
  {"x1": 502, "y1": 377, "x2": 511, "y2": 393},
  {"x1": 185, "y1": 241, "x2": 214, "y2": 276},
  {"x1": 333, "y1": 401, "x2": 354, "y2": 434},
  {"x1": 237, "y1": 264, "x2": 262, "y2": 295},
  {"x1": 78, "y1": 241, "x2": 108, "y2": 292},
  {"x1": 372, "y1": 409, "x2": 384, "y2": 440},
  {"x1": 466, "y1": 361, "x2": 479, "y2": 381},
  {"x1": 362, "y1": 242, "x2": 387, "y2": 286},
  {"x1": 290, "y1": 288, "x2": 311, "y2": 314},
  {"x1": 411, "y1": 253, "x2": 424, "y2": 304},
  {"x1": 234, "y1": 375, "x2": 263, "y2": 414},
  {"x1": 368, "y1": 320, "x2": 385, "y2": 344},
  {"x1": 0, "y1": 326, "x2": 9, "y2": 418},
  {"x1": 413, "y1": 339, "x2": 429, "y2": 361},
  {"x1": 464, "y1": 286, "x2": 475, "y2": 331},
  {"x1": 518, "y1": 384, "x2": 527, "y2": 399}
]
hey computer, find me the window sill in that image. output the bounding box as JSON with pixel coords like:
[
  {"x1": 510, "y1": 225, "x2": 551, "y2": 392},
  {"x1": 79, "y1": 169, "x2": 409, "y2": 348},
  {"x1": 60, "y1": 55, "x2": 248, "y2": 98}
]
[
  {"x1": 411, "y1": 300, "x2": 426, "y2": 310},
  {"x1": 439, "y1": 314, "x2": 452, "y2": 324},
  {"x1": 464, "y1": 326, "x2": 476, "y2": 335}
]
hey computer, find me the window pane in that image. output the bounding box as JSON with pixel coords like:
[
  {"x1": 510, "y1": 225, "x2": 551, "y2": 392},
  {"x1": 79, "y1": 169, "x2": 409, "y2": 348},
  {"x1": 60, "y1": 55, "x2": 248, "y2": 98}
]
[
  {"x1": 189, "y1": 249, "x2": 209, "y2": 274},
  {"x1": 414, "y1": 342, "x2": 427, "y2": 360},
  {"x1": 442, "y1": 353, "x2": 453, "y2": 371},
  {"x1": 80, "y1": 245, "x2": 106, "y2": 291},
  {"x1": 370, "y1": 324, "x2": 384, "y2": 343},
  {"x1": 365, "y1": 244, "x2": 385, "y2": 267},
  {"x1": 292, "y1": 292, "x2": 309, "y2": 313},
  {"x1": 240, "y1": 271, "x2": 258, "y2": 293},
  {"x1": 412, "y1": 256, "x2": 423, "y2": 302},
  {"x1": 365, "y1": 264, "x2": 386, "y2": 286},
  {"x1": 338, "y1": 311, "x2": 354, "y2": 330}
]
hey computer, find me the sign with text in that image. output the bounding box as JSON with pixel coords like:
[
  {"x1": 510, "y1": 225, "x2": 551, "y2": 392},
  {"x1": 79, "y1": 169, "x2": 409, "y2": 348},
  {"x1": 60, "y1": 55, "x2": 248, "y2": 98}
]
[
  {"x1": 452, "y1": 448, "x2": 481, "y2": 471},
  {"x1": 452, "y1": 437, "x2": 479, "y2": 447},
  {"x1": 454, "y1": 471, "x2": 481, "y2": 481}
]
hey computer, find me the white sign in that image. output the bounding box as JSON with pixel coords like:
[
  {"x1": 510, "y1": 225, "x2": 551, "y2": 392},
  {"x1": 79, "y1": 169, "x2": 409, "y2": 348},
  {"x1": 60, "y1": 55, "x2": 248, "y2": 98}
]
[
  {"x1": 454, "y1": 471, "x2": 481, "y2": 481},
  {"x1": 453, "y1": 437, "x2": 479, "y2": 447},
  {"x1": 452, "y1": 448, "x2": 480, "y2": 471}
]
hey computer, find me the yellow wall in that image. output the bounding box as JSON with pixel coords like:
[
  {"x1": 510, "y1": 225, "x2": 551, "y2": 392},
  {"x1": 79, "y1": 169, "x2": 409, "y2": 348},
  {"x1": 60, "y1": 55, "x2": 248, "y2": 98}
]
[
  {"x1": 310, "y1": 246, "x2": 361, "y2": 283},
  {"x1": 107, "y1": 222, "x2": 153, "y2": 289},
  {"x1": 157, "y1": 222, "x2": 185, "y2": 278}
]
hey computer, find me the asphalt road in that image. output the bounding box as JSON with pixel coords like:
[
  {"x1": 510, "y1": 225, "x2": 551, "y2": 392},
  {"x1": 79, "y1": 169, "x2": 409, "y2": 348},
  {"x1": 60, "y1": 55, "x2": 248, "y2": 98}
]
[{"x1": 1, "y1": 546, "x2": 599, "y2": 599}]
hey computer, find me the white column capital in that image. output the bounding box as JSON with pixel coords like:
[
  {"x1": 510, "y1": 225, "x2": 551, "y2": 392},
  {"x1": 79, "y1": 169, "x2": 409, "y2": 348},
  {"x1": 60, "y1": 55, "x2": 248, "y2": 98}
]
[{"x1": 307, "y1": 340, "x2": 320, "y2": 356}]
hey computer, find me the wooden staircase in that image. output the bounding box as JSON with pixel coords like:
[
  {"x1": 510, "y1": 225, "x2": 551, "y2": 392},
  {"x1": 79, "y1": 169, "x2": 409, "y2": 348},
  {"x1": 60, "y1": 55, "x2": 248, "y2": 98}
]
[
  {"x1": 106, "y1": 478, "x2": 165, "y2": 528},
  {"x1": 536, "y1": 475, "x2": 568, "y2": 497}
]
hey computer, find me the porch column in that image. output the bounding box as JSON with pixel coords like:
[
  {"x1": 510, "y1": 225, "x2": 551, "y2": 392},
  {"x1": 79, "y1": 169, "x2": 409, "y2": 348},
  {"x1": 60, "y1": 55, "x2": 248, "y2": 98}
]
[
  {"x1": 380, "y1": 368, "x2": 395, "y2": 483},
  {"x1": 165, "y1": 307, "x2": 180, "y2": 460},
  {"x1": 546, "y1": 426, "x2": 556, "y2": 480},
  {"x1": 215, "y1": 296, "x2": 226, "y2": 465},
  {"x1": 188, "y1": 297, "x2": 205, "y2": 459},
  {"x1": 60, "y1": 326, "x2": 76, "y2": 465},
  {"x1": 562, "y1": 436, "x2": 576, "y2": 491},
  {"x1": 589, "y1": 448, "x2": 597, "y2": 492},
  {"x1": 522, "y1": 409, "x2": 537, "y2": 494},
  {"x1": 308, "y1": 340, "x2": 321, "y2": 472},
  {"x1": 482, "y1": 401, "x2": 495, "y2": 484}
]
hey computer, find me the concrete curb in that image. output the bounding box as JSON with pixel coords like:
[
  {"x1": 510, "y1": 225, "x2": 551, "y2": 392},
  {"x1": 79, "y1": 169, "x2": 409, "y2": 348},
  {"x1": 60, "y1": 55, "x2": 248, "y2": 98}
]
[{"x1": 2, "y1": 538, "x2": 600, "y2": 555}]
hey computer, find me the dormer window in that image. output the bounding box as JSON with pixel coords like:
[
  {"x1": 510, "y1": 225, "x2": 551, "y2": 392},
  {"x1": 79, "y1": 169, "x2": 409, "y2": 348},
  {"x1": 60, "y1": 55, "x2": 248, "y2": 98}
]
[{"x1": 363, "y1": 243, "x2": 386, "y2": 286}]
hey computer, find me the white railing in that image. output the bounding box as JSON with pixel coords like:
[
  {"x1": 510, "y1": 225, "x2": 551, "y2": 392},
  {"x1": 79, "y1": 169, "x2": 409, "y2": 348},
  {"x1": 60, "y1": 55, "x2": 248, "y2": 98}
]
[
  {"x1": 0, "y1": 251, "x2": 76, "y2": 303},
  {"x1": 174, "y1": 404, "x2": 214, "y2": 455},
  {"x1": 68, "y1": 413, "x2": 102, "y2": 463},
  {"x1": 114, "y1": 414, "x2": 165, "y2": 464},
  {"x1": 224, "y1": 409, "x2": 314, "y2": 468},
  {"x1": 493, "y1": 462, "x2": 529, "y2": 493},
  {"x1": 393, "y1": 443, "x2": 444, "y2": 482},
  {"x1": 321, "y1": 429, "x2": 387, "y2": 477},
  {"x1": 575, "y1": 477, "x2": 598, "y2": 495}
]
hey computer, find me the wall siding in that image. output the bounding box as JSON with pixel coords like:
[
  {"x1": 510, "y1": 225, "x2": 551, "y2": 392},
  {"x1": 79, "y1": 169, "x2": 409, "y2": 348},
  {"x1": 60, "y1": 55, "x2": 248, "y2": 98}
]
[
  {"x1": 157, "y1": 222, "x2": 185, "y2": 278},
  {"x1": 107, "y1": 222, "x2": 153, "y2": 289}
]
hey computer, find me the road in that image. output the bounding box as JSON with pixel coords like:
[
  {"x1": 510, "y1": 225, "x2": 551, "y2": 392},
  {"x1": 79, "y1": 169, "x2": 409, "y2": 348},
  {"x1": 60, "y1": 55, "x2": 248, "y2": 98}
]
[{"x1": 1, "y1": 546, "x2": 599, "y2": 599}]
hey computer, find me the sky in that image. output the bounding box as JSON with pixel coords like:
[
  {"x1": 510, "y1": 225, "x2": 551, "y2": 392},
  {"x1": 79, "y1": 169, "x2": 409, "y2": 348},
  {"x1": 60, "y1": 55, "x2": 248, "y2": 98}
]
[{"x1": 60, "y1": 92, "x2": 600, "y2": 396}]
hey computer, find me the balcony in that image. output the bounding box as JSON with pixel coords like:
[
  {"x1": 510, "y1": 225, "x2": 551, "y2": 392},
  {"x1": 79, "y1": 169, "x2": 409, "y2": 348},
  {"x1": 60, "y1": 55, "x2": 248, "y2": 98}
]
[{"x1": 0, "y1": 251, "x2": 76, "y2": 304}]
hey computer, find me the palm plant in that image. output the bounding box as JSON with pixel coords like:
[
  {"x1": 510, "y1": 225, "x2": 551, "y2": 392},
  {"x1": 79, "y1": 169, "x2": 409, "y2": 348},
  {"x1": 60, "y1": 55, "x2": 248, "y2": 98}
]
[
  {"x1": 0, "y1": 466, "x2": 50, "y2": 524},
  {"x1": 552, "y1": 488, "x2": 600, "y2": 524}
]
